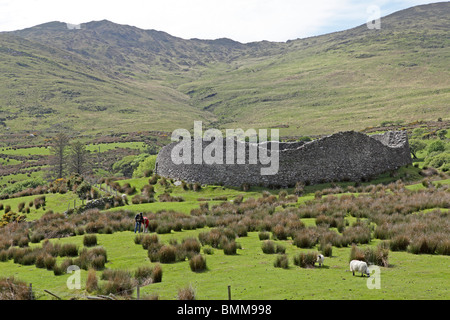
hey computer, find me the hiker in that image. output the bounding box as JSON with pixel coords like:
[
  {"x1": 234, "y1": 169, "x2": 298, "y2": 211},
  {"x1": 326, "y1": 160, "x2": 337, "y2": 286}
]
[
  {"x1": 143, "y1": 216, "x2": 149, "y2": 233},
  {"x1": 134, "y1": 212, "x2": 144, "y2": 233}
]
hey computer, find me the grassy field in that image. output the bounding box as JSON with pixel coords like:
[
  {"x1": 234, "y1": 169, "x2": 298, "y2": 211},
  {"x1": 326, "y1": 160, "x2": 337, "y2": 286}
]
[
  {"x1": 1, "y1": 172, "x2": 449, "y2": 300},
  {"x1": 1, "y1": 225, "x2": 448, "y2": 300}
]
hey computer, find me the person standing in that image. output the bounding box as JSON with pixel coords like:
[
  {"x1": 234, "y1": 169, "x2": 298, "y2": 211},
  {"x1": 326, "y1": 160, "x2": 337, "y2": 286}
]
[
  {"x1": 143, "y1": 216, "x2": 149, "y2": 233},
  {"x1": 134, "y1": 212, "x2": 144, "y2": 233}
]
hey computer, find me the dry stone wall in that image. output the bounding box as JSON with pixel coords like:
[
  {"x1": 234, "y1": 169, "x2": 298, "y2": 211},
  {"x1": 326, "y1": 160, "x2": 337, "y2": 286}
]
[{"x1": 155, "y1": 131, "x2": 412, "y2": 187}]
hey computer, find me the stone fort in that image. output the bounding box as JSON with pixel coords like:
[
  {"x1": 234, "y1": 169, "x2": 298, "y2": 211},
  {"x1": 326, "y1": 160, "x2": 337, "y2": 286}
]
[{"x1": 155, "y1": 130, "x2": 412, "y2": 187}]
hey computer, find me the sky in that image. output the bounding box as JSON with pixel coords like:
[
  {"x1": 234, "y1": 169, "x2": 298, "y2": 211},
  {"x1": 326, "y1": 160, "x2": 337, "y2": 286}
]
[{"x1": 0, "y1": 0, "x2": 446, "y2": 43}]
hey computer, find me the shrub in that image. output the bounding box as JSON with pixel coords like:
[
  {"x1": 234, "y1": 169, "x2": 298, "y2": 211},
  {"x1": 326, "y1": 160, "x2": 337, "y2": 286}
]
[
  {"x1": 178, "y1": 285, "x2": 196, "y2": 300},
  {"x1": 53, "y1": 258, "x2": 74, "y2": 276},
  {"x1": 274, "y1": 254, "x2": 289, "y2": 269},
  {"x1": 86, "y1": 269, "x2": 98, "y2": 293},
  {"x1": 293, "y1": 252, "x2": 317, "y2": 268},
  {"x1": 141, "y1": 234, "x2": 160, "y2": 250},
  {"x1": 30, "y1": 232, "x2": 45, "y2": 244},
  {"x1": 83, "y1": 234, "x2": 97, "y2": 247},
  {"x1": 293, "y1": 231, "x2": 317, "y2": 249},
  {"x1": 258, "y1": 231, "x2": 270, "y2": 240},
  {"x1": 222, "y1": 240, "x2": 239, "y2": 255},
  {"x1": 436, "y1": 239, "x2": 450, "y2": 255},
  {"x1": 75, "y1": 247, "x2": 107, "y2": 270},
  {"x1": 350, "y1": 244, "x2": 389, "y2": 267},
  {"x1": 135, "y1": 266, "x2": 153, "y2": 285},
  {"x1": 158, "y1": 246, "x2": 177, "y2": 263},
  {"x1": 203, "y1": 247, "x2": 214, "y2": 255},
  {"x1": 59, "y1": 244, "x2": 78, "y2": 257},
  {"x1": 407, "y1": 236, "x2": 436, "y2": 255},
  {"x1": 189, "y1": 254, "x2": 207, "y2": 272},
  {"x1": 151, "y1": 264, "x2": 163, "y2": 283},
  {"x1": 101, "y1": 270, "x2": 135, "y2": 297},
  {"x1": 272, "y1": 225, "x2": 288, "y2": 240},
  {"x1": 0, "y1": 276, "x2": 31, "y2": 300},
  {"x1": 181, "y1": 237, "x2": 201, "y2": 255},
  {"x1": 261, "y1": 240, "x2": 276, "y2": 254},
  {"x1": 44, "y1": 255, "x2": 56, "y2": 270},
  {"x1": 427, "y1": 140, "x2": 445, "y2": 154},
  {"x1": 390, "y1": 235, "x2": 410, "y2": 251},
  {"x1": 319, "y1": 242, "x2": 333, "y2": 257}
]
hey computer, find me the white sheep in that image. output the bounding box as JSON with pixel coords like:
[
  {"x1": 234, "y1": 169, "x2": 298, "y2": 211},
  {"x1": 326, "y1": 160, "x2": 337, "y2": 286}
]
[
  {"x1": 316, "y1": 254, "x2": 325, "y2": 267},
  {"x1": 349, "y1": 260, "x2": 370, "y2": 277}
]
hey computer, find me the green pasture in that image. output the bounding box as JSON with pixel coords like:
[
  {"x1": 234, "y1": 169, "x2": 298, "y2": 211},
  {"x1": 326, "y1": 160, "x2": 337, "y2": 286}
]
[{"x1": 1, "y1": 229, "x2": 448, "y2": 300}]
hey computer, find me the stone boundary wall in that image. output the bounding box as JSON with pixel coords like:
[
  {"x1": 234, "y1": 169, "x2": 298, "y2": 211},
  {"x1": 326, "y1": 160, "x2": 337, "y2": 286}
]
[{"x1": 155, "y1": 131, "x2": 412, "y2": 187}]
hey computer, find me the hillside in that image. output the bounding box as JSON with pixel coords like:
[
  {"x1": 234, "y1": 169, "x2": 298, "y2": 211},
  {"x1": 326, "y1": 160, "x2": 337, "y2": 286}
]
[{"x1": 0, "y1": 2, "x2": 449, "y2": 137}]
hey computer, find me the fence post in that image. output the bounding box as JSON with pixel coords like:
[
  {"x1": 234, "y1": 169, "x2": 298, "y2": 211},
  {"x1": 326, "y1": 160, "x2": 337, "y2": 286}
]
[
  {"x1": 137, "y1": 285, "x2": 140, "y2": 300},
  {"x1": 29, "y1": 283, "x2": 33, "y2": 300},
  {"x1": 228, "y1": 285, "x2": 231, "y2": 300}
]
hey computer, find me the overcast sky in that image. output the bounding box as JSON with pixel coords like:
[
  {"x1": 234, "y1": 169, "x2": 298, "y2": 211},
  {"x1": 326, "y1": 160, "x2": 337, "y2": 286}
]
[{"x1": 0, "y1": 0, "x2": 445, "y2": 42}]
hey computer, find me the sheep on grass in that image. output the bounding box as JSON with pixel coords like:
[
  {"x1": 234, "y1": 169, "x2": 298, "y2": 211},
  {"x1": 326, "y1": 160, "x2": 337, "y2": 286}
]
[
  {"x1": 349, "y1": 260, "x2": 370, "y2": 277},
  {"x1": 316, "y1": 254, "x2": 325, "y2": 267}
]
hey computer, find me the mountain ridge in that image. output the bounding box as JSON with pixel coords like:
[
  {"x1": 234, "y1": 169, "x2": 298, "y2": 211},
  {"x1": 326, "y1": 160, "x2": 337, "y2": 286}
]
[{"x1": 0, "y1": 2, "x2": 448, "y2": 136}]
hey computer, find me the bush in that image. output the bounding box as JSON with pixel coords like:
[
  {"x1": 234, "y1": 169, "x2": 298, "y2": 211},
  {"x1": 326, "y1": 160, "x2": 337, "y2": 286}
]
[
  {"x1": 59, "y1": 244, "x2": 78, "y2": 257},
  {"x1": 222, "y1": 240, "x2": 239, "y2": 255},
  {"x1": 350, "y1": 244, "x2": 389, "y2": 267},
  {"x1": 86, "y1": 269, "x2": 98, "y2": 293},
  {"x1": 319, "y1": 242, "x2": 333, "y2": 257},
  {"x1": 101, "y1": 269, "x2": 135, "y2": 297},
  {"x1": 0, "y1": 276, "x2": 31, "y2": 300},
  {"x1": 261, "y1": 240, "x2": 276, "y2": 254},
  {"x1": 258, "y1": 231, "x2": 270, "y2": 240},
  {"x1": 44, "y1": 255, "x2": 56, "y2": 270},
  {"x1": 181, "y1": 237, "x2": 201, "y2": 255},
  {"x1": 158, "y1": 246, "x2": 177, "y2": 263},
  {"x1": 407, "y1": 236, "x2": 436, "y2": 255},
  {"x1": 427, "y1": 140, "x2": 445, "y2": 154},
  {"x1": 293, "y1": 229, "x2": 317, "y2": 248},
  {"x1": 141, "y1": 234, "x2": 159, "y2": 250},
  {"x1": 83, "y1": 234, "x2": 98, "y2": 247},
  {"x1": 274, "y1": 254, "x2": 289, "y2": 269},
  {"x1": 293, "y1": 252, "x2": 317, "y2": 268},
  {"x1": 272, "y1": 225, "x2": 288, "y2": 240},
  {"x1": 151, "y1": 264, "x2": 163, "y2": 283},
  {"x1": 178, "y1": 285, "x2": 196, "y2": 300},
  {"x1": 135, "y1": 266, "x2": 153, "y2": 285},
  {"x1": 390, "y1": 235, "x2": 410, "y2": 251},
  {"x1": 189, "y1": 254, "x2": 207, "y2": 272},
  {"x1": 75, "y1": 247, "x2": 107, "y2": 270}
]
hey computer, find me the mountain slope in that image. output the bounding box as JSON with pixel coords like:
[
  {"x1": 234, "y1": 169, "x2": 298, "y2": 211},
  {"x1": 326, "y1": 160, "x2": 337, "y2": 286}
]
[{"x1": 0, "y1": 2, "x2": 449, "y2": 136}]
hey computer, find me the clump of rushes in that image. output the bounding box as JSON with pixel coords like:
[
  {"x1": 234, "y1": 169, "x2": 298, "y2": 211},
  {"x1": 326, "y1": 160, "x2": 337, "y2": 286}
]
[{"x1": 189, "y1": 254, "x2": 207, "y2": 272}]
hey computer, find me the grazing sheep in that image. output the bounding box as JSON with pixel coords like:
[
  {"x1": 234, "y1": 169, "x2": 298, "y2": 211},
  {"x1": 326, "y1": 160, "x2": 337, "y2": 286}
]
[
  {"x1": 316, "y1": 254, "x2": 325, "y2": 267},
  {"x1": 349, "y1": 260, "x2": 370, "y2": 277}
]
